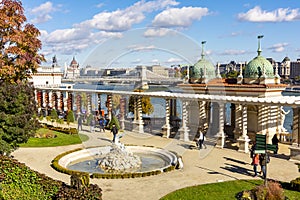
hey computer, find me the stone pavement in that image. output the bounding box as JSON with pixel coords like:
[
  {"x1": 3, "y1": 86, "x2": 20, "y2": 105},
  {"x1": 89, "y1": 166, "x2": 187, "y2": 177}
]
[{"x1": 12, "y1": 126, "x2": 300, "y2": 200}]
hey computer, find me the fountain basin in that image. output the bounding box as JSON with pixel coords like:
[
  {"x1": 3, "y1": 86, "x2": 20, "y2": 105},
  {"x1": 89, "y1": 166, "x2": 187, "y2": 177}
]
[{"x1": 53, "y1": 146, "x2": 178, "y2": 178}]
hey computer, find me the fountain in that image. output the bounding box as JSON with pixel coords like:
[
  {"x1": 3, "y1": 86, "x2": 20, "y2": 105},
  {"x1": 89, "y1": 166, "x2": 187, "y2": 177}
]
[
  {"x1": 97, "y1": 134, "x2": 142, "y2": 172},
  {"x1": 54, "y1": 133, "x2": 178, "y2": 178}
]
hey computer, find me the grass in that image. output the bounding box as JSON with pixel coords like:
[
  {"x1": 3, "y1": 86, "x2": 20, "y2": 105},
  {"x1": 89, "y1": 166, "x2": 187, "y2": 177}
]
[
  {"x1": 19, "y1": 128, "x2": 89, "y2": 147},
  {"x1": 160, "y1": 180, "x2": 300, "y2": 200}
]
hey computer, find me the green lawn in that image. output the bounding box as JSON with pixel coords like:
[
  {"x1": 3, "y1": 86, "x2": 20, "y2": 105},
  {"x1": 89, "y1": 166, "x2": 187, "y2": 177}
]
[
  {"x1": 20, "y1": 128, "x2": 89, "y2": 147},
  {"x1": 160, "y1": 180, "x2": 300, "y2": 200}
]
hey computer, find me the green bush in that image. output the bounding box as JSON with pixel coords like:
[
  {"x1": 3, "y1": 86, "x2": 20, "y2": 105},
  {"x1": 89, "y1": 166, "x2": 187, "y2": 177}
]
[
  {"x1": 66, "y1": 110, "x2": 75, "y2": 124},
  {"x1": 237, "y1": 180, "x2": 286, "y2": 200},
  {"x1": 290, "y1": 177, "x2": 300, "y2": 192}
]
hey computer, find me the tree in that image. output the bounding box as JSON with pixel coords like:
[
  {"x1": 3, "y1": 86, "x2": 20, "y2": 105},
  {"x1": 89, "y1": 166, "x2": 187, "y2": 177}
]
[
  {"x1": 0, "y1": 81, "x2": 40, "y2": 155},
  {"x1": 0, "y1": 0, "x2": 45, "y2": 83},
  {"x1": 0, "y1": 0, "x2": 44, "y2": 155},
  {"x1": 129, "y1": 95, "x2": 154, "y2": 115},
  {"x1": 66, "y1": 110, "x2": 75, "y2": 128}
]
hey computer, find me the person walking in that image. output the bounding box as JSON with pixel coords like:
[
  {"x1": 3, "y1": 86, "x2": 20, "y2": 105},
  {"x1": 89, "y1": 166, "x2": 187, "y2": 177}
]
[
  {"x1": 111, "y1": 124, "x2": 118, "y2": 143},
  {"x1": 259, "y1": 153, "x2": 270, "y2": 179},
  {"x1": 272, "y1": 134, "x2": 279, "y2": 154},
  {"x1": 251, "y1": 153, "x2": 260, "y2": 177},
  {"x1": 90, "y1": 116, "x2": 95, "y2": 133},
  {"x1": 197, "y1": 130, "x2": 206, "y2": 149},
  {"x1": 99, "y1": 118, "x2": 105, "y2": 132},
  {"x1": 77, "y1": 115, "x2": 83, "y2": 131}
]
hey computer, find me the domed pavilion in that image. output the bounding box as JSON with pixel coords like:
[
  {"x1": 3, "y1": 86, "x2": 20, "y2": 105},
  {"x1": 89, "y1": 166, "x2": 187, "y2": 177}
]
[{"x1": 179, "y1": 36, "x2": 288, "y2": 152}]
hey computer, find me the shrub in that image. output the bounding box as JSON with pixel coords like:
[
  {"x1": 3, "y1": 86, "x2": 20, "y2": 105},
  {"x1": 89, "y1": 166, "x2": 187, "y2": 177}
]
[
  {"x1": 237, "y1": 180, "x2": 286, "y2": 200},
  {"x1": 66, "y1": 110, "x2": 75, "y2": 124},
  {"x1": 54, "y1": 183, "x2": 102, "y2": 200},
  {"x1": 290, "y1": 177, "x2": 300, "y2": 192}
]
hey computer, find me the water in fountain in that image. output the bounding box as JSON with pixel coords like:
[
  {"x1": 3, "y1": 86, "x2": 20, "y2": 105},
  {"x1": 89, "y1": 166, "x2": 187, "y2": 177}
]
[{"x1": 97, "y1": 133, "x2": 142, "y2": 172}]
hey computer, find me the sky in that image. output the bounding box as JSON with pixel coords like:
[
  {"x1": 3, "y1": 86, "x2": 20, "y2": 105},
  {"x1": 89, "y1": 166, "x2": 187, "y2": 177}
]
[{"x1": 21, "y1": 0, "x2": 300, "y2": 69}]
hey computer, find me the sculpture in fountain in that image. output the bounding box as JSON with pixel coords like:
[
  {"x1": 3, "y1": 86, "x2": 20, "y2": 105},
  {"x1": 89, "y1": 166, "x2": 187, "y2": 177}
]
[{"x1": 97, "y1": 132, "x2": 142, "y2": 172}]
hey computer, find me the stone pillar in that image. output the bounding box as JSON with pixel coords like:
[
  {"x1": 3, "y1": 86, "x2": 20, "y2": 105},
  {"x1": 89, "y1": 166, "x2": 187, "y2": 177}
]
[
  {"x1": 162, "y1": 98, "x2": 171, "y2": 138},
  {"x1": 106, "y1": 94, "x2": 112, "y2": 121},
  {"x1": 179, "y1": 100, "x2": 189, "y2": 141},
  {"x1": 233, "y1": 104, "x2": 242, "y2": 140},
  {"x1": 137, "y1": 96, "x2": 144, "y2": 133},
  {"x1": 198, "y1": 100, "x2": 206, "y2": 128},
  {"x1": 44, "y1": 91, "x2": 49, "y2": 116},
  {"x1": 237, "y1": 104, "x2": 250, "y2": 153},
  {"x1": 97, "y1": 94, "x2": 102, "y2": 116},
  {"x1": 290, "y1": 107, "x2": 300, "y2": 162},
  {"x1": 209, "y1": 102, "x2": 219, "y2": 136},
  {"x1": 67, "y1": 92, "x2": 72, "y2": 112},
  {"x1": 132, "y1": 96, "x2": 144, "y2": 133},
  {"x1": 48, "y1": 91, "x2": 52, "y2": 109},
  {"x1": 119, "y1": 97, "x2": 126, "y2": 130},
  {"x1": 215, "y1": 102, "x2": 225, "y2": 148},
  {"x1": 87, "y1": 93, "x2": 92, "y2": 115}
]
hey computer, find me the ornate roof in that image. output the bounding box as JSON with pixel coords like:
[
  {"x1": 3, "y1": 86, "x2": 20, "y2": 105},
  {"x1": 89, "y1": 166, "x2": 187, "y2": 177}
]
[
  {"x1": 244, "y1": 36, "x2": 274, "y2": 79},
  {"x1": 190, "y1": 41, "x2": 215, "y2": 80}
]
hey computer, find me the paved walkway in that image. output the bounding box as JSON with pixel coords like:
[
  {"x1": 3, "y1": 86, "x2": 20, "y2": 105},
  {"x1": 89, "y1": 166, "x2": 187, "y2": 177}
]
[{"x1": 12, "y1": 126, "x2": 300, "y2": 200}]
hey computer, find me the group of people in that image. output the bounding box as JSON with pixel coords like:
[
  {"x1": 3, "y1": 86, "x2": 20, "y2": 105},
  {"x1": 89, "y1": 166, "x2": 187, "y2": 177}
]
[
  {"x1": 250, "y1": 143, "x2": 270, "y2": 179},
  {"x1": 77, "y1": 113, "x2": 108, "y2": 133}
]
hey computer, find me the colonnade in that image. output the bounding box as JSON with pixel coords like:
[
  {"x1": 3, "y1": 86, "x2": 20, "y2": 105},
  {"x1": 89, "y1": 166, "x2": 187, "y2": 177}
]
[{"x1": 34, "y1": 88, "x2": 300, "y2": 161}]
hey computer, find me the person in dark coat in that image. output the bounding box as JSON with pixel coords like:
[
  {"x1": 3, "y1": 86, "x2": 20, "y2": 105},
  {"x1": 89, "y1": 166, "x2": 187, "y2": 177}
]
[
  {"x1": 77, "y1": 115, "x2": 83, "y2": 131},
  {"x1": 111, "y1": 124, "x2": 118, "y2": 143},
  {"x1": 272, "y1": 134, "x2": 279, "y2": 154}
]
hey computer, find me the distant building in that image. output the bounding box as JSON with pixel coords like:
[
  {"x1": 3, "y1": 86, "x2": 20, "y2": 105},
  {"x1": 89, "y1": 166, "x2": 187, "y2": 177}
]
[
  {"x1": 29, "y1": 55, "x2": 63, "y2": 86},
  {"x1": 64, "y1": 57, "x2": 80, "y2": 78},
  {"x1": 290, "y1": 59, "x2": 300, "y2": 80}
]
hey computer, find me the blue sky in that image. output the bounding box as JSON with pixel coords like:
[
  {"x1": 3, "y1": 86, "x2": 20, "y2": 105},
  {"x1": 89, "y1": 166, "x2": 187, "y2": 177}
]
[{"x1": 21, "y1": 0, "x2": 300, "y2": 69}]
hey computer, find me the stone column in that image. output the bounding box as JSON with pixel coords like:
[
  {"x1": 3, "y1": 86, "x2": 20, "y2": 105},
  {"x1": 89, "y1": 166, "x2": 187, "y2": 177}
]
[
  {"x1": 106, "y1": 94, "x2": 112, "y2": 121},
  {"x1": 290, "y1": 107, "x2": 300, "y2": 162},
  {"x1": 87, "y1": 93, "x2": 92, "y2": 115},
  {"x1": 237, "y1": 104, "x2": 250, "y2": 153},
  {"x1": 132, "y1": 96, "x2": 144, "y2": 133},
  {"x1": 137, "y1": 96, "x2": 144, "y2": 133},
  {"x1": 97, "y1": 93, "x2": 102, "y2": 116},
  {"x1": 119, "y1": 97, "x2": 126, "y2": 130},
  {"x1": 67, "y1": 92, "x2": 72, "y2": 112},
  {"x1": 162, "y1": 98, "x2": 171, "y2": 138},
  {"x1": 198, "y1": 100, "x2": 206, "y2": 128},
  {"x1": 44, "y1": 91, "x2": 49, "y2": 116},
  {"x1": 215, "y1": 102, "x2": 225, "y2": 148},
  {"x1": 179, "y1": 100, "x2": 190, "y2": 141},
  {"x1": 233, "y1": 104, "x2": 242, "y2": 140}
]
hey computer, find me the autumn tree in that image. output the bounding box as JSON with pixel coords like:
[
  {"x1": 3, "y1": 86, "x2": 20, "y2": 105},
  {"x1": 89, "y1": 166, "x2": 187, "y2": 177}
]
[
  {"x1": 129, "y1": 95, "x2": 154, "y2": 115},
  {"x1": 0, "y1": 0, "x2": 44, "y2": 155}
]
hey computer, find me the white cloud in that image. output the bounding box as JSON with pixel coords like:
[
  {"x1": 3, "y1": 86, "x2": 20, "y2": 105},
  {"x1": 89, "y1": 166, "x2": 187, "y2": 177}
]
[
  {"x1": 220, "y1": 50, "x2": 247, "y2": 55},
  {"x1": 152, "y1": 6, "x2": 209, "y2": 28},
  {"x1": 143, "y1": 28, "x2": 173, "y2": 37},
  {"x1": 45, "y1": 28, "x2": 90, "y2": 43},
  {"x1": 151, "y1": 59, "x2": 160, "y2": 64},
  {"x1": 30, "y1": 1, "x2": 56, "y2": 24},
  {"x1": 127, "y1": 44, "x2": 156, "y2": 51},
  {"x1": 166, "y1": 57, "x2": 183, "y2": 63},
  {"x1": 96, "y1": 3, "x2": 104, "y2": 8},
  {"x1": 237, "y1": 6, "x2": 300, "y2": 22},
  {"x1": 132, "y1": 59, "x2": 142, "y2": 64},
  {"x1": 268, "y1": 43, "x2": 289, "y2": 52},
  {"x1": 78, "y1": 0, "x2": 179, "y2": 32}
]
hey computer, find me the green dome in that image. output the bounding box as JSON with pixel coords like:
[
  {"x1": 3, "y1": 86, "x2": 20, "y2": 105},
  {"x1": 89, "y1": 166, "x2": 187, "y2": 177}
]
[
  {"x1": 282, "y1": 56, "x2": 290, "y2": 62},
  {"x1": 189, "y1": 41, "x2": 215, "y2": 80},
  {"x1": 191, "y1": 58, "x2": 215, "y2": 79},
  {"x1": 244, "y1": 55, "x2": 274, "y2": 78},
  {"x1": 244, "y1": 36, "x2": 274, "y2": 79}
]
